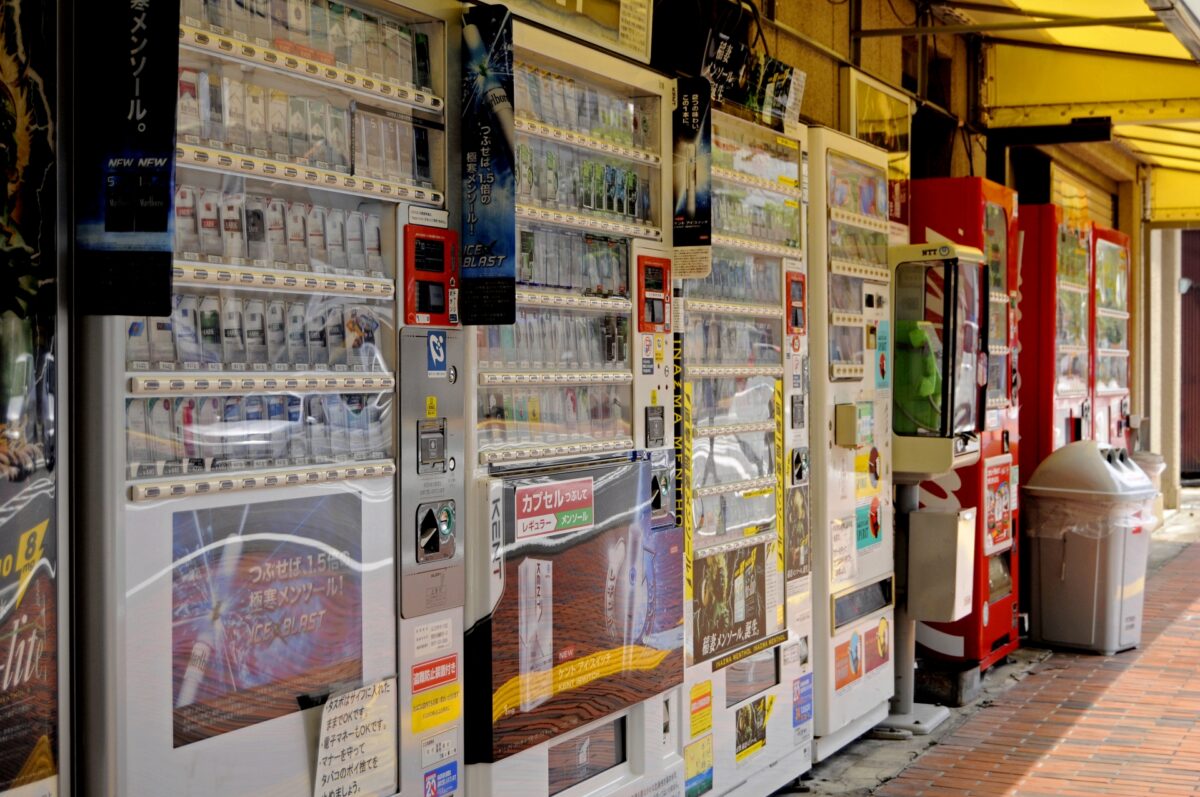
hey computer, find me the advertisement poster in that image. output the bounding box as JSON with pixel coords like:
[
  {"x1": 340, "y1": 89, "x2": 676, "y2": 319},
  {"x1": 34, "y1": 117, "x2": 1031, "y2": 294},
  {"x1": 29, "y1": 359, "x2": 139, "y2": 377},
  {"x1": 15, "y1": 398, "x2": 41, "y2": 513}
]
[
  {"x1": 693, "y1": 543, "x2": 766, "y2": 663},
  {"x1": 171, "y1": 494, "x2": 364, "y2": 746},
  {"x1": 855, "y1": 498, "x2": 882, "y2": 552},
  {"x1": 833, "y1": 630, "x2": 862, "y2": 691},
  {"x1": 875, "y1": 320, "x2": 891, "y2": 389},
  {"x1": 0, "y1": 0, "x2": 59, "y2": 790},
  {"x1": 984, "y1": 458, "x2": 1014, "y2": 555},
  {"x1": 854, "y1": 445, "x2": 881, "y2": 498},
  {"x1": 494, "y1": 0, "x2": 652, "y2": 63},
  {"x1": 792, "y1": 673, "x2": 812, "y2": 730},
  {"x1": 460, "y1": 5, "x2": 516, "y2": 325},
  {"x1": 784, "y1": 486, "x2": 810, "y2": 582},
  {"x1": 846, "y1": 69, "x2": 911, "y2": 238},
  {"x1": 733, "y1": 694, "x2": 769, "y2": 762},
  {"x1": 701, "y1": 33, "x2": 804, "y2": 131},
  {"x1": 74, "y1": 0, "x2": 179, "y2": 315},
  {"x1": 864, "y1": 616, "x2": 890, "y2": 675},
  {"x1": 471, "y1": 460, "x2": 684, "y2": 762},
  {"x1": 672, "y1": 75, "x2": 712, "y2": 279}
]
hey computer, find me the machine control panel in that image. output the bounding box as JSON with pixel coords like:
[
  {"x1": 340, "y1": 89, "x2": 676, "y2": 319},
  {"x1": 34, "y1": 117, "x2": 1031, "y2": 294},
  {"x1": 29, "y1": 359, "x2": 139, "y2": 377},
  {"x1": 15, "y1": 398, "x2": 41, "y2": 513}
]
[
  {"x1": 403, "y1": 223, "x2": 459, "y2": 327},
  {"x1": 637, "y1": 254, "x2": 672, "y2": 334},
  {"x1": 400, "y1": 329, "x2": 465, "y2": 618}
]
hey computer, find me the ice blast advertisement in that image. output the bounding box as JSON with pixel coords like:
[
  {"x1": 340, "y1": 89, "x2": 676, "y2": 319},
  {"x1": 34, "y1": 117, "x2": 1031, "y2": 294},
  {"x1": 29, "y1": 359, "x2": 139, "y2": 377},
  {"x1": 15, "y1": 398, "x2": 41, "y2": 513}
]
[
  {"x1": 460, "y1": 4, "x2": 516, "y2": 325},
  {"x1": 171, "y1": 495, "x2": 364, "y2": 746},
  {"x1": 478, "y1": 460, "x2": 684, "y2": 761}
]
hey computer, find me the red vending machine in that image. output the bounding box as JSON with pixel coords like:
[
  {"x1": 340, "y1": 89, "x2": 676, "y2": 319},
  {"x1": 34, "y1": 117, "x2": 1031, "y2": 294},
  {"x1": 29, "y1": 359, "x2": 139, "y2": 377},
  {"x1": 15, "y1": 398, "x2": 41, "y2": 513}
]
[
  {"x1": 1091, "y1": 226, "x2": 1133, "y2": 449},
  {"x1": 1019, "y1": 204, "x2": 1093, "y2": 472},
  {"x1": 908, "y1": 178, "x2": 1021, "y2": 672}
]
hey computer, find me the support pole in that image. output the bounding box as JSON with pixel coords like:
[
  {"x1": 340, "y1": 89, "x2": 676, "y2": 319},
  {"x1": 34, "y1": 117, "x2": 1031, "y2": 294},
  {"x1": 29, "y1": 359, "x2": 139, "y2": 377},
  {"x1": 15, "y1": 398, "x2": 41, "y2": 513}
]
[{"x1": 877, "y1": 482, "x2": 952, "y2": 735}]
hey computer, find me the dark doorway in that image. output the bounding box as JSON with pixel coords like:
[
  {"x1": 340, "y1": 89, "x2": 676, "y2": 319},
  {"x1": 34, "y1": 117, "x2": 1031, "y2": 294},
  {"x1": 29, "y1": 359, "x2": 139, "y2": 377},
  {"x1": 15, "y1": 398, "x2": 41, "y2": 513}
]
[{"x1": 1183, "y1": 231, "x2": 1200, "y2": 482}]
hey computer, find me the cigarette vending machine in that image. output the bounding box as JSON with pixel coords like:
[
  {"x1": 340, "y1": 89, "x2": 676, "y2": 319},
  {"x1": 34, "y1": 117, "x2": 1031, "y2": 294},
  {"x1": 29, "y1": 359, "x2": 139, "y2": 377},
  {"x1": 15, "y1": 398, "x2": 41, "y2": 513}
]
[
  {"x1": 805, "y1": 128, "x2": 894, "y2": 760},
  {"x1": 462, "y1": 21, "x2": 684, "y2": 797},
  {"x1": 909, "y1": 178, "x2": 1021, "y2": 673},
  {"x1": 1091, "y1": 226, "x2": 1133, "y2": 450},
  {"x1": 1018, "y1": 205, "x2": 1092, "y2": 480},
  {"x1": 677, "y1": 111, "x2": 813, "y2": 796},
  {"x1": 78, "y1": 2, "x2": 461, "y2": 794}
]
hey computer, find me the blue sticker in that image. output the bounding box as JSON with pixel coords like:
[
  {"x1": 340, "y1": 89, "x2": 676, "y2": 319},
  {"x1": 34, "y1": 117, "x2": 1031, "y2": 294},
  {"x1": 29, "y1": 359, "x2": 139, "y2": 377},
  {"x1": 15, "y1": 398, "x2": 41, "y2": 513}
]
[
  {"x1": 856, "y1": 501, "x2": 882, "y2": 550},
  {"x1": 875, "y1": 320, "x2": 891, "y2": 389},
  {"x1": 427, "y1": 331, "x2": 447, "y2": 378},
  {"x1": 424, "y1": 761, "x2": 458, "y2": 796},
  {"x1": 794, "y1": 673, "x2": 813, "y2": 727}
]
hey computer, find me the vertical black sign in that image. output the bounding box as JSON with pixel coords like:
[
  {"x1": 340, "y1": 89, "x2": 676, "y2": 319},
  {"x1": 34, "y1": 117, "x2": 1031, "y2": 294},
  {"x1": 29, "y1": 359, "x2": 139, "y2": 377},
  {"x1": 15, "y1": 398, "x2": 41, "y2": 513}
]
[
  {"x1": 74, "y1": 0, "x2": 180, "y2": 315},
  {"x1": 460, "y1": 4, "x2": 515, "y2": 326}
]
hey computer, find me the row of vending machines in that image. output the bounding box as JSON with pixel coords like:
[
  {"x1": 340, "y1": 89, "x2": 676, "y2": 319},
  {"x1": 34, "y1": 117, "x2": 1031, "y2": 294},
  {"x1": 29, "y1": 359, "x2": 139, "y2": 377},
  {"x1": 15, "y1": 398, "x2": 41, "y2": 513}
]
[{"x1": 60, "y1": 3, "x2": 1135, "y2": 797}]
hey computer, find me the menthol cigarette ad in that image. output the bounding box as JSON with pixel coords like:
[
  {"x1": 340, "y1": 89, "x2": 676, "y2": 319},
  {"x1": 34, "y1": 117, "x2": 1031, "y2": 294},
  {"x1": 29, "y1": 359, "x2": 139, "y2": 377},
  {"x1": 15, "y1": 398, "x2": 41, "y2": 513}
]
[
  {"x1": 171, "y1": 494, "x2": 363, "y2": 746},
  {"x1": 473, "y1": 459, "x2": 683, "y2": 762}
]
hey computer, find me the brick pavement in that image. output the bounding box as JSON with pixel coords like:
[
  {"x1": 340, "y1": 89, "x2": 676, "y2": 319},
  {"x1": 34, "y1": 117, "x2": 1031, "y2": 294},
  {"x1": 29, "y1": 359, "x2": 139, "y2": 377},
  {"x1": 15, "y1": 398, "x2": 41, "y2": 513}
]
[{"x1": 876, "y1": 540, "x2": 1200, "y2": 797}]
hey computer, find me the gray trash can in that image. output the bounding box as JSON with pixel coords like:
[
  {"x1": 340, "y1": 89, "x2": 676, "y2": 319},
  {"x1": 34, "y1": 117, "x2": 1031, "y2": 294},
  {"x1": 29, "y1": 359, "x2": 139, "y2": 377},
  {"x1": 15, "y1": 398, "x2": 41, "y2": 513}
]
[{"x1": 1024, "y1": 441, "x2": 1158, "y2": 655}]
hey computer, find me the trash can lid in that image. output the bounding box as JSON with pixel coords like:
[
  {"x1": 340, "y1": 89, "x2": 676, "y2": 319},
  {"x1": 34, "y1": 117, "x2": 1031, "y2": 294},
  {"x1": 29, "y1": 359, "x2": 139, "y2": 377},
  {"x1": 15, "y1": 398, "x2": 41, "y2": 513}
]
[{"x1": 1024, "y1": 440, "x2": 1156, "y2": 501}]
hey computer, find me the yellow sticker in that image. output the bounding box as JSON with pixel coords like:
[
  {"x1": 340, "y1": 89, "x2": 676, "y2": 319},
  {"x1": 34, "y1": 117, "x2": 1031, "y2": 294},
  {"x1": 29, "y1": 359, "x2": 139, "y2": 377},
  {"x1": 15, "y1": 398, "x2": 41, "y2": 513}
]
[
  {"x1": 654, "y1": 346, "x2": 664, "y2": 364},
  {"x1": 651, "y1": 389, "x2": 658, "y2": 406},
  {"x1": 776, "y1": 135, "x2": 799, "y2": 150},
  {"x1": 784, "y1": 199, "x2": 800, "y2": 209},
  {"x1": 425, "y1": 396, "x2": 438, "y2": 418},
  {"x1": 689, "y1": 681, "x2": 713, "y2": 737},
  {"x1": 778, "y1": 175, "x2": 798, "y2": 187},
  {"x1": 529, "y1": 396, "x2": 541, "y2": 423},
  {"x1": 684, "y1": 735, "x2": 714, "y2": 787},
  {"x1": 412, "y1": 682, "x2": 461, "y2": 733}
]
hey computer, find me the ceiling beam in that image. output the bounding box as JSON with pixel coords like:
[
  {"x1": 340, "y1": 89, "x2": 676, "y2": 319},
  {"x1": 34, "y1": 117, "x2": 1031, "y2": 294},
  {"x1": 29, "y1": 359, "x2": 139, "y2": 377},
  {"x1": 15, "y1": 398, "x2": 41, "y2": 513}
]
[{"x1": 855, "y1": 15, "x2": 1161, "y2": 38}]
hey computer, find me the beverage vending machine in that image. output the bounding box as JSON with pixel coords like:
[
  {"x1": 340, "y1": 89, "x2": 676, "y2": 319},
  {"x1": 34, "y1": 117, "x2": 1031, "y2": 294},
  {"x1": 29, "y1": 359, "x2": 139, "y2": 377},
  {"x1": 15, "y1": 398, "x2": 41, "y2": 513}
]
[
  {"x1": 461, "y1": 20, "x2": 684, "y2": 797},
  {"x1": 908, "y1": 178, "x2": 1021, "y2": 674},
  {"x1": 677, "y1": 111, "x2": 814, "y2": 796},
  {"x1": 1091, "y1": 226, "x2": 1133, "y2": 449},
  {"x1": 1018, "y1": 204, "x2": 1093, "y2": 480},
  {"x1": 805, "y1": 127, "x2": 894, "y2": 760},
  {"x1": 78, "y1": 2, "x2": 462, "y2": 794}
]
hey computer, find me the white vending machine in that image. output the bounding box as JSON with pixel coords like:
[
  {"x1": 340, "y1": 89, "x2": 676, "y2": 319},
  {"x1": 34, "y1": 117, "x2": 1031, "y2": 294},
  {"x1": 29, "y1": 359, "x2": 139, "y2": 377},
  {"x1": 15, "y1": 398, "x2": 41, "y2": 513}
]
[
  {"x1": 461, "y1": 17, "x2": 683, "y2": 797},
  {"x1": 677, "y1": 111, "x2": 814, "y2": 796},
  {"x1": 806, "y1": 127, "x2": 895, "y2": 761},
  {"x1": 77, "y1": 2, "x2": 462, "y2": 794}
]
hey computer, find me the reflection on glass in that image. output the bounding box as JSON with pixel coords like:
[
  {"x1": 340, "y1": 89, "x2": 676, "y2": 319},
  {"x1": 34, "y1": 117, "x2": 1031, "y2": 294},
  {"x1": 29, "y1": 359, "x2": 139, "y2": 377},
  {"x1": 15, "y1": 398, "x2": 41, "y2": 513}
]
[
  {"x1": 1056, "y1": 223, "x2": 1090, "y2": 287},
  {"x1": 1056, "y1": 291, "x2": 1088, "y2": 348},
  {"x1": 1056, "y1": 351, "x2": 1088, "y2": 395},
  {"x1": 1096, "y1": 354, "x2": 1129, "y2": 392},
  {"x1": 683, "y1": 315, "x2": 782, "y2": 365},
  {"x1": 984, "y1": 202, "x2": 1008, "y2": 294},
  {"x1": 1096, "y1": 315, "x2": 1128, "y2": 351},
  {"x1": 827, "y1": 152, "x2": 889, "y2": 220},
  {"x1": 1095, "y1": 238, "x2": 1128, "y2": 311},
  {"x1": 687, "y1": 251, "x2": 781, "y2": 304}
]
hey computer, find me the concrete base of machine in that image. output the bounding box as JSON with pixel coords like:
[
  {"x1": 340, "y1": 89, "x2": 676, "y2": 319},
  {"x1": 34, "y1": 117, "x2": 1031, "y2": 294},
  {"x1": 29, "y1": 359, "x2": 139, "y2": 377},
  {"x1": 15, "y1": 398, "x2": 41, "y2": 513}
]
[
  {"x1": 812, "y1": 701, "x2": 890, "y2": 762},
  {"x1": 877, "y1": 702, "x2": 952, "y2": 736},
  {"x1": 725, "y1": 742, "x2": 812, "y2": 797},
  {"x1": 915, "y1": 658, "x2": 984, "y2": 707}
]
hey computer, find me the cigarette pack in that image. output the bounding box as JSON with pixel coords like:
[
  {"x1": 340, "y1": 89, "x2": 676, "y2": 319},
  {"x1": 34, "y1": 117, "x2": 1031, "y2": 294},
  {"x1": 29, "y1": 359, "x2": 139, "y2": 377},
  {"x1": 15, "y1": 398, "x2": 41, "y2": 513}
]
[
  {"x1": 518, "y1": 558, "x2": 554, "y2": 712},
  {"x1": 198, "y1": 190, "x2": 223, "y2": 257},
  {"x1": 286, "y1": 301, "x2": 309, "y2": 365},
  {"x1": 148, "y1": 316, "x2": 177, "y2": 365},
  {"x1": 178, "y1": 69, "x2": 203, "y2": 140},
  {"x1": 309, "y1": 0, "x2": 330, "y2": 54},
  {"x1": 174, "y1": 185, "x2": 200, "y2": 253},
  {"x1": 288, "y1": 95, "x2": 310, "y2": 161},
  {"x1": 245, "y1": 83, "x2": 268, "y2": 153},
  {"x1": 307, "y1": 98, "x2": 330, "y2": 166},
  {"x1": 329, "y1": 107, "x2": 351, "y2": 171},
  {"x1": 173, "y1": 295, "x2": 203, "y2": 364},
  {"x1": 198, "y1": 296, "x2": 223, "y2": 364},
  {"x1": 363, "y1": 13, "x2": 383, "y2": 77},
  {"x1": 244, "y1": 194, "x2": 269, "y2": 261},
  {"x1": 221, "y1": 296, "x2": 247, "y2": 363},
  {"x1": 243, "y1": 299, "x2": 268, "y2": 364},
  {"x1": 265, "y1": 300, "x2": 287, "y2": 364},
  {"x1": 305, "y1": 204, "x2": 328, "y2": 270},
  {"x1": 345, "y1": 211, "x2": 365, "y2": 271},
  {"x1": 220, "y1": 192, "x2": 246, "y2": 260},
  {"x1": 222, "y1": 74, "x2": 247, "y2": 149},
  {"x1": 325, "y1": 303, "x2": 346, "y2": 366},
  {"x1": 268, "y1": 88, "x2": 290, "y2": 158}
]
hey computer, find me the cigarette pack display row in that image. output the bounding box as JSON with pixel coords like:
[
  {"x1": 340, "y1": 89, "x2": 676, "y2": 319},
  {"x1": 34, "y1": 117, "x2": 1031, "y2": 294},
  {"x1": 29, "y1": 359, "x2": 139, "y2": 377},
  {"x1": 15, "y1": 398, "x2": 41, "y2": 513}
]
[
  {"x1": 181, "y1": 0, "x2": 433, "y2": 90},
  {"x1": 476, "y1": 384, "x2": 632, "y2": 452},
  {"x1": 125, "y1": 391, "x2": 392, "y2": 476},
  {"x1": 476, "y1": 309, "x2": 630, "y2": 372},
  {"x1": 174, "y1": 184, "x2": 385, "y2": 274},
  {"x1": 514, "y1": 61, "x2": 656, "y2": 152},
  {"x1": 127, "y1": 293, "x2": 389, "y2": 372},
  {"x1": 516, "y1": 135, "x2": 654, "y2": 223}
]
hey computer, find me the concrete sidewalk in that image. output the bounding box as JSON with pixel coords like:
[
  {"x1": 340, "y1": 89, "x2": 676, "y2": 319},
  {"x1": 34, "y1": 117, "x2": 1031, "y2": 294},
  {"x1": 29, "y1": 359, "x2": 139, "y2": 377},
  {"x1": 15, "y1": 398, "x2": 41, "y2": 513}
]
[{"x1": 787, "y1": 491, "x2": 1200, "y2": 796}]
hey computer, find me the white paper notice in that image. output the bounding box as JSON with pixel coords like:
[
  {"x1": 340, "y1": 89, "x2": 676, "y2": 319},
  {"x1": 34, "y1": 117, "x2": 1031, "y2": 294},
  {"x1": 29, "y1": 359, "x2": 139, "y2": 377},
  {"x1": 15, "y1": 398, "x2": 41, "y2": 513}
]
[
  {"x1": 413, "y1": 617, "x2": 453, "y2": 659},
  {"x1": 830, "y1": 515, "x2": 858, "y2": 583},
  {"x1": 313, "y1": 677, "x2": 398, "y2": 797}
]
